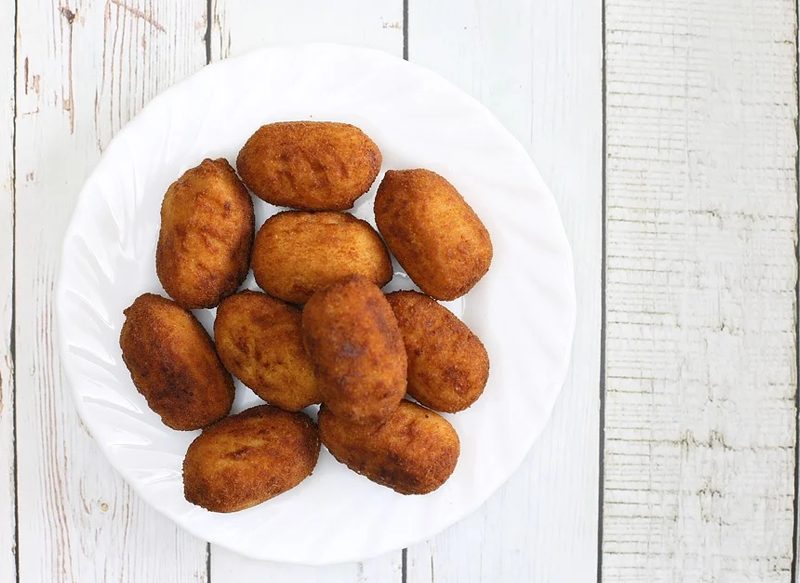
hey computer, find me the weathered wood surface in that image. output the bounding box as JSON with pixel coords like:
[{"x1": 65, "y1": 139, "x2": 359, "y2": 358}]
[
  {"x1": 5, "y1": 0, "x2": 795, "y2": 581},
  {"x1": 603, "y1": 1, "x2": 798, "y2": 581},
  {"x1": 13, "y1": 1, "x2": 209, "y2": 581},
  {"x1": 0, "y1": 1, "x2": 17, "y2": 581}
]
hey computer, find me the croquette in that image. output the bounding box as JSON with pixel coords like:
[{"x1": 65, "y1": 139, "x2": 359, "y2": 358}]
[
  {"x1": 387, "y1": 291, "x2": 489, "y2": 412},
  {"x1": 214, "y1": 290, "x2": 319, "y2": 411},
  {"x1": 375, "y1": 169, "x2": 492, "y2": 300},
  {"x1": 236, "y1": 121, "x2": 381, "y2": 210},
  {"x1": 183, "y1": 405, "x2": 320, "y2": 512},
  {"x1": 319, "y1": 400, "x2": 459, "y2": 495},
  {"x1": 156, "y1": 158, "x2": 254, "y2": 309},
  {"x1": 252, "y1": 211, "x2": 392, "y2": 304},
  {"x1": 302, "y1": 275, "x2": 406, "y2": 425},
  {"x1": 119, "y1": 293, "x2": 234, "y2": 430}
]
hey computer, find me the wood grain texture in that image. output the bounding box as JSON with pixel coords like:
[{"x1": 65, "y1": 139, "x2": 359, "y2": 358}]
[
  {"x1": 404, "y1": 1, "x2": 602, "y2": 581},
  {"x1": 14, "y1": 1, "x2": 208, "y2": 581},
  {"x1": 208, "y1": 0, "x2": 404, "y2": 580},
  {"x1": 603, "y1": 1, "x2": 798, "y2": 581},
  {"x1": 0, "y1": 1, "x2": 16, "y2": 581}
]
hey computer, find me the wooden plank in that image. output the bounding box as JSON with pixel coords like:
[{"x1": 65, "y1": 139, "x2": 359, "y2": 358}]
[
  {"x1": 0, "y1": 1, "x2": 16, "y2": 581},
  {"x1": 796, "y1": 15, "x2": 800, "y2": 582},
  {"x1": 14, "y1": 1, "x2": 209, "y2": 581},
  {"x1": 208, "y1": 0, "x2": 404, "y2": 580},
  {"x1": 211, "y1": 552, "x2": 402, "y2": 583},
  {"x1": 209, "y1": 0, "x2": 402, "y2": 60},
  {"x1": 404, "y1": 0, "x2": 603, "y2": 581},
  {"x1": 603, "y1": 1, "x2": 798, "y2": 581}
]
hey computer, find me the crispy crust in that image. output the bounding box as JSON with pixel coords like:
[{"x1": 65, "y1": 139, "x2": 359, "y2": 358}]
[
  {"x1": 214, "y1": 290, "x2": 320, "y2": 411},
  {"x1": 319, "y1": 400, "x2": 459, "y2": 495},
  {"x1": 119, "y1": 293, "x2": 234, "y2": 430},
  {"x1": 236, "y1": 121, "x2": 382, "y2": 210},
  {"x1": 374, "y1": 169, "x2": 492, "y2": 300},
  {"x1": 183, "y1": 405, "x2": 320, "y2": 512},
  {"x1": 387, "y1": 291, "x2": 489, "y2": 412},
  {"x1": 251, "y1": 211, "x2": 392, "y2": 304},
  {"x1": 302, "y1": 275, "x2": 406, "y2": 425},
  {"x1": 156, "y1": 158, "x2": 254, "y2": 309}
]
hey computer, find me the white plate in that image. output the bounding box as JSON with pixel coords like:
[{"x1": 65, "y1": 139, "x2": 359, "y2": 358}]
[{"x1": 57, "y1": 44, "x2": 576, "y2": 565}]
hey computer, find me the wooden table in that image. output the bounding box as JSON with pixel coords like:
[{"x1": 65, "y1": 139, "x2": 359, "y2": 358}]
[{"x1": 0, "y1": 0, "x2": 795, "y2": 581}]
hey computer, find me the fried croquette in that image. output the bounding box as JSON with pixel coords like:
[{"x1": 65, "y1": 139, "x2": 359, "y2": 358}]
[
  {"x1": 251, "y1": 211, "x2": 392, "y2": 304},
  {"x1": 318, "y1": 400, "x2": 459, "y2": 495},
  {"x1": 302, "y1": 275, "x2": 406, "y2": 425},
  {"x1": 214, "y1": 290, "x2": 319, "y2": 411},
  {"x1": 387, "y1": 291, "x2": 489, "y2": 412},
  {"x1": 183, "y1": 405, "x2": 320, "y2": 512},
  {"x1": 236, "y1": 121, "x2": 382, "y2": 210},
  {"x1": 119, "y1": 293, "x2": 234, "y2": 430},
  {"x1": 156, "y1": 158, "x2": 254, "y2": 309},
  {"x1": 374, "y1": 169, "x2": 492, "y2": 300}
]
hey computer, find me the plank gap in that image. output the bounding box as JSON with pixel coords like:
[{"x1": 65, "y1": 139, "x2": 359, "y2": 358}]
[
  {"x1": 10, "y1": 0, "x2": 18, "y2": 580},
  {"x1": 402, "y1": 0, "x2": 408, "y2": 60},
  {"x1": 206, "y1": 542, "x2": 211, "y2": 583},
  {"x1": 597, "y1": 0, "x2": 608, "y2": 581},
  {"x1": 792, "y1": 1, "x2": 800, "y2": 582},
  {"x1": 205, "y1": 0, "x2": 212, "y2": 65}
]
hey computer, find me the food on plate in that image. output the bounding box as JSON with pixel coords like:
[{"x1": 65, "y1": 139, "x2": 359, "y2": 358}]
[
  {"x1": 318, "y1": 400, "x2": 459, "y2": 495},
  {"x1": 112, "y1": 116, "x2": 504, "y2": 507},
  {"x1": 374, "y1": 169, "x2": 492, "y2": 300},
  {"x1": 183, "y1": 405, "x2": 320, "y2": 512},
  {"x1": 387, "y1": 291, "x2": 489, "y2": 412},
  {"x1": 214, "y1": 290, "x2": 319, "y2": 411},
  {"x1": 156, "y1": 158, "x2": 254, "y2": 309},
  {"x1": 119, "y1": 293, "x2": 234, "y2": 430},
  {"x1": 236, "y1": 121, "x2": 381, "y2": 211},
  {"x1": 302, "y1": 275, "x2": 406, "y2": 425},
  {"x1": 251, "y1": 211, "x2": 393, "y2": 304}
]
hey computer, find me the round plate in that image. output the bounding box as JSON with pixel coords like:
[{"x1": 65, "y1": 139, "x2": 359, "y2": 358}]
[{"x1": 57, "y1": 44, "x2": 575, "y2": 565}]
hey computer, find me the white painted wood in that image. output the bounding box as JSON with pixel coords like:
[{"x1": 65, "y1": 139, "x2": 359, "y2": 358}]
[
  {"x1": 604, "y1": 1, "x2": 798, "y2": 582},
  {"x1": 209, "y1": 0, "x2": 403, "y2": 60},
  {"x1": 14, "y1": 1, "x2": 209, "y2": 581},
  {"x1": 796, "y1": 17, "x2": 800, "y2": 583},
  {"x1": 8, "y1": 1, "x2": 792, "y2": 582},
  {"x1": 208, "y1": 0, "x2": 404, "y2": 580},
  {"x1": 211, "y1": 551, "x2": 402, "y2": 583},
  {"x1": 0, "y1": 1, "x2": 16, "y2": 581},
  {"x1": 404, "y1": 1, "x2": 603, "y2": 582}
]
